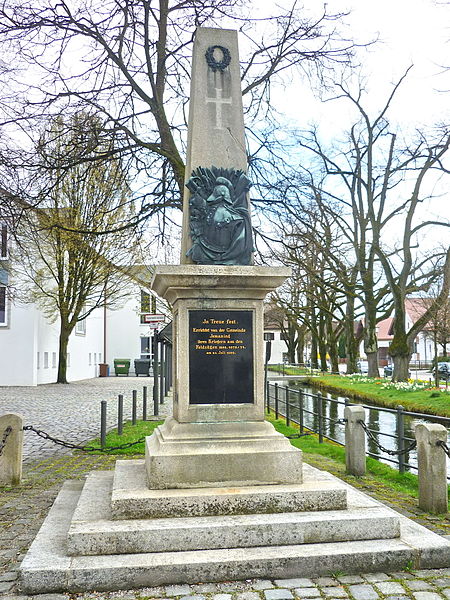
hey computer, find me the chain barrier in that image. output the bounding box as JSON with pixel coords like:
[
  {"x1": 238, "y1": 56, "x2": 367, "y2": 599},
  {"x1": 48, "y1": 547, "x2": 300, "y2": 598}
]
[
  {"x1": 23, "y1": 425, "x2": 146, "y2": 453},
  {"x1": 0, "y1": 426, "x2": 13, "y2": 457},
  {"x1": 329, "y1": 418, "x2": 347, "y2": 426},
  {"x1": 437, "y1": 440, "x2": 450, "y2": 459},
  {"x1": 358, "y1": 420, "x2": 417, "y2": 456}
]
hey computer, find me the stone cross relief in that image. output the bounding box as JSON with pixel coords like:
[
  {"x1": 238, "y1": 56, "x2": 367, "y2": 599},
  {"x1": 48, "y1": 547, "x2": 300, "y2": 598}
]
[{"x1": 206, "y1": 85, "x2": 232, "y2": 130}]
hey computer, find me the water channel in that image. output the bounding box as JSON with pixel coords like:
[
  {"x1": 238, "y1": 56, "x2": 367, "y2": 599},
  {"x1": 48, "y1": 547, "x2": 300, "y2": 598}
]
[{"x1": 270, "y1": 378, "x2": 450, "y2": 477}]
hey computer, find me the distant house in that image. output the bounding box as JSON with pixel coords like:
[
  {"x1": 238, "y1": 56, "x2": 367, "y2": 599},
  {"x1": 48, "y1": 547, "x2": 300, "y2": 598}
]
[{"x1": 376, "y1": 297, "x2": 437, "y2": 365}]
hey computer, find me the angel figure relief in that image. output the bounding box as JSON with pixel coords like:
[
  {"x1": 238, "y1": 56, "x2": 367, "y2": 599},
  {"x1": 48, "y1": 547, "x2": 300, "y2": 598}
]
[{"x1": 186, "y1": 167, "x2": 254, "y2": 266}]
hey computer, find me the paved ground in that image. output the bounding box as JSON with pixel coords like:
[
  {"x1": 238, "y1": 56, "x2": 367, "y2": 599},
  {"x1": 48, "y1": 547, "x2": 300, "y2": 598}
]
[
  {"x1": 1, "y1": 377, "x2": 450, "y2": 599},
  {"x1": 0, "y1": 376, "x2": 171, "y2": 462}
]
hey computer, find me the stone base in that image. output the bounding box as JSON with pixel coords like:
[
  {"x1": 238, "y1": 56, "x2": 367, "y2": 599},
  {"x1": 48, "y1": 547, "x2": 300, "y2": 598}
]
[
  {"x1": 145, "y1": 417, "x2": 303, "y2": 489},
  {"x1": 19, "y1": 463, "x2": 450, "y2": 594},
  {"x1": 112, "y1": 460, "x2": 344, "y2": 519}
]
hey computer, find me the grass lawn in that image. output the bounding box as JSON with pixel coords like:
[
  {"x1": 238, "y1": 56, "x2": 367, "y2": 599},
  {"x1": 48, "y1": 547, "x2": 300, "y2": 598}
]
[
  {"x1": 269, "y1": 366, "x2": 450, "y2": 418},
  {"x1": 87, "y1": 419, "x2": 163, "y2": 455}
]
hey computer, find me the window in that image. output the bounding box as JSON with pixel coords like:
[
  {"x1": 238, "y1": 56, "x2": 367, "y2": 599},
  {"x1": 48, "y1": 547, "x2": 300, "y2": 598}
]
[
  {"x1": 89, "y1": 353, "x2": 92, "y2": 366},
  {"x1": 67, "y1": 353, "x2": 71, "y2": 367},
  {"x1": 44, "y1": 352, "x2": 49, "y2": 368},
  {"x1": 0, "y1": 286, "x2": 6, "y2": 326},
  {"x1": 0, "y1": 224, "x2": 7, "y2": 259},
  {"x1": 52, "y1": 352, "x2": 57, "y2": 368},
  {"x1": 94, "y1": 352, "x2": 97, "y2": 364},
  {"x1": 140, "y1": 336, "x2": 151, "y2": 358},
  {"x1": 75, "y1": 318, "x2": 86, "y2": 335},
  {"x1": 99, "y1": 353, "x2": 102, "y2": 364},
  {"x1": 37, "y1": 352, "x2": 40, "y2": 369}
]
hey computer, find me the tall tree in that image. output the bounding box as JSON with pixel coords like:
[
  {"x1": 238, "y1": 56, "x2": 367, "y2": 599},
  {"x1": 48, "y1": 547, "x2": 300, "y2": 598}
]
[
  {"x1": 296, "y1": 72, "x2": 450, "y2": 379},
  {"x1": 0, "y1": 1, "x2": 356, "y2": 233},
  {"x1": 13, "y1": 113, "x2": 137, "y2": 383}
]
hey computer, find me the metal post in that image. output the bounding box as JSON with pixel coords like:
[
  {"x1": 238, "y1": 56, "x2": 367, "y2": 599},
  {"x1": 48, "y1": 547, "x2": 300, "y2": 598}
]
[
  {"x1": 143, "y1": 386, "x2": 147, "y2": 421},
  {"x1": 397, "y1": 405, "x2": 405, "y2": 473},
  {"x1": 132, "y1": 390, "x2": 137, "y2": 425},
  {"x1": 275, "y1": 383, "x2": 279, "y2": 420},
  {"x1": 285, "y1": 386, "x2": 290, "y2": 427},
  {"x1": 159, "y1": 340, "x2": 164, "y2": 404},
  {"x1": 100, "y1": 400, "x2": 107, "y2": 448},
  {"x1": 117, "y1": 394, "x2": 123, "y2": 436},
  {"x1": 317, "y1": 391, "x2": 323, "y2": 444},
  {"x1": 299, "y1": 389, "x2": 304, "y2": 434},
  {"x1": 266, "y1": 380, "x2": 270, "y2": 413},
  {"x1": 153, "y1": 334, "x2": 159, "y2": 410}
]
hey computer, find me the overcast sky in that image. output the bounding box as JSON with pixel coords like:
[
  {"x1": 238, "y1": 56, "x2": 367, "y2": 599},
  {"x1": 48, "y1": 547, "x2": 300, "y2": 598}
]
[{"x1": 266, "y1": 0, "x2": 450, "y2": 137}]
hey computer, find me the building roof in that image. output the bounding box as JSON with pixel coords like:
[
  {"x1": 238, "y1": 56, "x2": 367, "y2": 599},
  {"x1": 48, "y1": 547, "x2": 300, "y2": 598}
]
[{"x1": 377, "y1": 318, "x2": 394, "y2": 340}]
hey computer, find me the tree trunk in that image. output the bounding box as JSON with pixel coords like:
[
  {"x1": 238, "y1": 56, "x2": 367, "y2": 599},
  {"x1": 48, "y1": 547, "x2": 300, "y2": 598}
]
[
  {"x1": 297, "y1": 330, "x2": 305, "y2": 364},
  {"x1": 310, "y1": 335, "x2": 318, "y2": 369},
  {"x1": 392, "y1": 354, "x2": 410, "y2": 382},
  {"x1": 364, "y1": 309, "x2": 380, "y2": 378},
  {"x1": 57, "y1": 325, "x2": 70, "y2": 384}
]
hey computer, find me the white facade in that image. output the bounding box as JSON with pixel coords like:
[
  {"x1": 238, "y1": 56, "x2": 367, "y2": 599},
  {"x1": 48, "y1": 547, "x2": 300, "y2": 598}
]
[{"x1": 0, "y1": 227, "x2": 166, "y2": 386}]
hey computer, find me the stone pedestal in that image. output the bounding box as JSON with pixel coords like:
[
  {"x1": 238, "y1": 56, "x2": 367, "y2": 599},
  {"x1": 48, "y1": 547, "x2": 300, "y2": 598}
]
[{"x1": 146, "y1": 265, "x2": 303, "y2": 489}]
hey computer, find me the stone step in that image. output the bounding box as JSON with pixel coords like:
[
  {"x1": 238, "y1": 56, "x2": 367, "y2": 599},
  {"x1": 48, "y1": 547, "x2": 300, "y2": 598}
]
[
  {"x1": 111, "y1": 460, "x2": 348, "y2": 519},
  {"x1": 67, "y1": 471, "x2": 400, "y2": 556},
  {"x1": 20, "y1": 478, "x2": 450, "y2": 594}
]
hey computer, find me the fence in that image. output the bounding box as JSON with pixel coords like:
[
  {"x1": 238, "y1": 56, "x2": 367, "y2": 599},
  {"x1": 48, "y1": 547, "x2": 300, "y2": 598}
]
[{"x1": 266, "y1": 381, "x2": 450, "y2": 475}]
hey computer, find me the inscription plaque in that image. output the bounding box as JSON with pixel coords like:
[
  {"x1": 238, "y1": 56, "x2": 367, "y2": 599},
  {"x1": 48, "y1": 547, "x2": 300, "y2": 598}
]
[{"x1": 189, "y1": 309, "x2": 253, "y2": 404}]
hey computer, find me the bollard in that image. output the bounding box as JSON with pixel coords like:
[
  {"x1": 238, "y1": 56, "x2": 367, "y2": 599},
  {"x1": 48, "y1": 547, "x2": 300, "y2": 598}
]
[
  {"x1": 0, "y1": 413, "x2": 23, "y2": 485},
  {"x1": 298, "y1": 389, "x2": 304, "y2": 434},
  {"x1": 415, "y1": 423, "x2": 448, "y2": 514},
  {"x1": 118, "y1": 394, "x2": 123, "y2": 436},
  {"x1": 345, "y1": 405, "x2": 366, "y2": 476},
  {"x1": 100, "y1": 400, "x2": 107, "y2": 449},
  {"x1": 132, "y1": 390, "x2": 137, "y2": 425},
  {"x1": 143, "y1": 386, "x2": 147, "y2": 421}
]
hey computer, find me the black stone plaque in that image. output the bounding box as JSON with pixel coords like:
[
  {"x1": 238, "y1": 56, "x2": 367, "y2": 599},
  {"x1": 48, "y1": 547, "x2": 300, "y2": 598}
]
[{"x1": 189, "y1": 309, "x2": 254, "y2": 404}]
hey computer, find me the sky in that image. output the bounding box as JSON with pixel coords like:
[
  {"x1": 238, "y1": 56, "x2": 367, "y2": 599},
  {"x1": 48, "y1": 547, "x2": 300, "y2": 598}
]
[{"x1": 267, "y1": 0, "x2": 450, "y2": 136}]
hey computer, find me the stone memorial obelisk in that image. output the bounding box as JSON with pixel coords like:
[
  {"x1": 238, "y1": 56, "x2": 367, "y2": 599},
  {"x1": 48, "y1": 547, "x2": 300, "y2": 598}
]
[{"x1": 147, "y1": 27, "x2": 302, "y2": 489}]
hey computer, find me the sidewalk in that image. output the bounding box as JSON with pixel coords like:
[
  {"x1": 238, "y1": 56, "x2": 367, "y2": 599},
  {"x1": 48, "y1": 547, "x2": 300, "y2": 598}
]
[{"x1": 0, "y1": 376, "x2": 171, "y2": 462}]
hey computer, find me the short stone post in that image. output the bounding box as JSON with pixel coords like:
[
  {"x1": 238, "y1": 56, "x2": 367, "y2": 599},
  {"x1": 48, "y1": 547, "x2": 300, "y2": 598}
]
[
  {"x1": 415, "y1": 423, "x2": 448, "y2": 514},
  {"x1": 345, "y1": 405, "x2": 366, "y2": 476},
  {"x1": 0, "y1": 413, "x2": 23, "y2": 485}
]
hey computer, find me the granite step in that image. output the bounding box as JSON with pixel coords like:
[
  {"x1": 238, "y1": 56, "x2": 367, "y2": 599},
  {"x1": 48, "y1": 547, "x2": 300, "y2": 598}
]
[
  {"x1": 110, "y1": 460, "x2": 348, "y2": 519},
  {"x1": 20, "y1": 478, "x2": 450, "y2": 594},
  {"x1": 67, "y1": 471, "x2": 400, "y2": 555}
]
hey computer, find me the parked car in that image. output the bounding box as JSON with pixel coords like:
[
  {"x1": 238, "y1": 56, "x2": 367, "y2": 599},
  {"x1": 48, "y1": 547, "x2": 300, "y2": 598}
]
[
  {"x1": 384, "y1": 364, "x2": 411, "y2": 378},
  {"x1": 433, "y1": 362, "x2": 450, "y2": 379},
  {"x1": 357, "y1": 360, "x2": 369, "y2": 375}
]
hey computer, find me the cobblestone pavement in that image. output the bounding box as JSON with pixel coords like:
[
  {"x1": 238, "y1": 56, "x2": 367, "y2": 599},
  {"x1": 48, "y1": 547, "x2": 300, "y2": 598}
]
[
  {"x1": 1, "y1": 378, "x2": 450, "y2": 599},
  {"x1": 0, "y1": 376, "x2": 171, "y2": 462}
]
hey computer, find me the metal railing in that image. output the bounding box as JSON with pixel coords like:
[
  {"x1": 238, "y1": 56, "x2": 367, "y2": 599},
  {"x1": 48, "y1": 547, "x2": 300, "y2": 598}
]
[{"x1": 266, "y1": 381, "x2": 450, "y2": 476}]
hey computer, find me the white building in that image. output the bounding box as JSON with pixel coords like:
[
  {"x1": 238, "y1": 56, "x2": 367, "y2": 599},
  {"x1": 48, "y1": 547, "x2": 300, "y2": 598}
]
[{"x1": 0, "y1": 222, "x2": 167, "y2": 386}]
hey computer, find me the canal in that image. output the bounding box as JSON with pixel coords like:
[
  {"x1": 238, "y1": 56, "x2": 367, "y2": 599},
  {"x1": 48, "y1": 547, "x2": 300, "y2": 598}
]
[{"x1": 269, "y1": 378, "x2": 450, "y2": 477}]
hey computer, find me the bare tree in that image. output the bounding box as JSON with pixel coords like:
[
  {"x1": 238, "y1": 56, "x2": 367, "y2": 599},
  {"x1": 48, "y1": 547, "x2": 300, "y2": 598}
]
[
  {"x1": 296, "y1": 71, "x2": 450, "y2": 379},
  {"x1": 0, "y1": 1, "x2": 357, "y2": 234},
  {"x1": 12, "y1": 113, "x2": 138, "y2": 383}
]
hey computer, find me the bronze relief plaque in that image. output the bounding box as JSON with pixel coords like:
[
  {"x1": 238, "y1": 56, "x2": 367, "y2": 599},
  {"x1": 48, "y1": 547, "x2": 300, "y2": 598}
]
[{"x1": 189, "y1": 309, "x2": 253, "y2": 404}]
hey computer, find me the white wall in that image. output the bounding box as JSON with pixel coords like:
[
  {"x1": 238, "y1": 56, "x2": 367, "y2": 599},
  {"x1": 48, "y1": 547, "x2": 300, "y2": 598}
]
[{"x1": 0, "y1": 297, "x2": 38, "y2": 386}]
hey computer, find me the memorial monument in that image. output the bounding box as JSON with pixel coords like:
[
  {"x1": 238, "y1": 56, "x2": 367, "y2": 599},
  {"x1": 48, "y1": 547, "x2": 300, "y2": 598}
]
[
  {"x1": 147, "y1": 27, "x2": 302, "y2": 489},
  {"x1": 19, "y1": 28, "x2": 450, "y2": 594}
]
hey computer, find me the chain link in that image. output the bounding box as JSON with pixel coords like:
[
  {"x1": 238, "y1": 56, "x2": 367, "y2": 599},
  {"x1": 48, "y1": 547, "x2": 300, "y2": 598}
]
[
  {"x1": 437, "y1": 440, "x2": 450, "y2": 459},
  {"x1": 0, "y1": 426, "x2": 13, "y2": 457},
  {"x1": 358, "y1": 420, "x2": 417, "y2": 456},
  {"x1": 23, "y1": 425, "x2": 147, "y2": 453}
]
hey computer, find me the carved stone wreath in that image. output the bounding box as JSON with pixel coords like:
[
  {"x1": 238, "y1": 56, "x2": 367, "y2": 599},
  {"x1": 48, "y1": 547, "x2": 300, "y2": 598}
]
[{"x1": 205, "y1": 45, "x2": 231, "y2": 72}]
